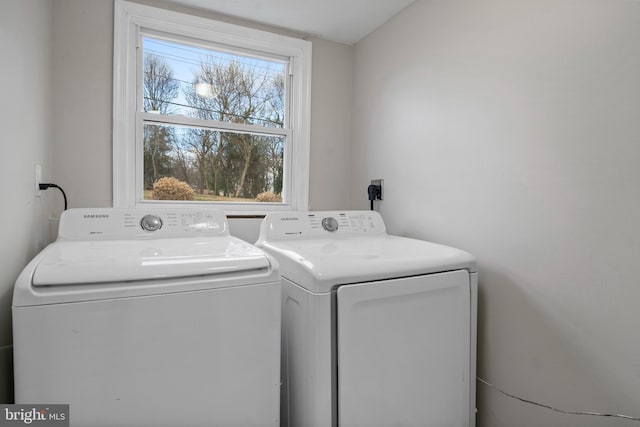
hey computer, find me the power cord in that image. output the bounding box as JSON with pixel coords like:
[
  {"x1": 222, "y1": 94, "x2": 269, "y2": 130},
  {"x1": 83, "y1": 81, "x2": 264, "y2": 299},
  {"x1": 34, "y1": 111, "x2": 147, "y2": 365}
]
[
  {"x1": 39, "y1": 183, "x2": 68, "y2": 210},
  {"x1": 367, "y1": 184, "x2": 382, "y2": 210},
  {"x1": 477, "y1": 377, "x2": 640, "y2": 422}
]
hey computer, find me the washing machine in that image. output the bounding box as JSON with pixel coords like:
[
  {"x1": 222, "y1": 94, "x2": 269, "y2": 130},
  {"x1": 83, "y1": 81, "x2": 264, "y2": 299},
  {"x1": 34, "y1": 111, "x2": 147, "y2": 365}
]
[
  {"x1": 13, "y1": 208, "x2": 281, "y2": 427},
  {"x1": 255, "y1": 210, "x2": 477, "y2": 427}
]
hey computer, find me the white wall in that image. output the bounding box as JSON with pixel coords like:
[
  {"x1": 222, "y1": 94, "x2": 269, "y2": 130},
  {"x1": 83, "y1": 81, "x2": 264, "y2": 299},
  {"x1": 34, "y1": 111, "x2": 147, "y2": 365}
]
[
  {"x1": 309, "y1": 37, "x2": 353, "y2": 211},
  {"x1": 53, "y1": 0, "x2": 113, "y2": 209},
  {"x1": 0, "y1": 0, "x2": 53, "y2": 402},
  {"x1": 351, "y1": 1, "x2": 640, "y2": 426}
]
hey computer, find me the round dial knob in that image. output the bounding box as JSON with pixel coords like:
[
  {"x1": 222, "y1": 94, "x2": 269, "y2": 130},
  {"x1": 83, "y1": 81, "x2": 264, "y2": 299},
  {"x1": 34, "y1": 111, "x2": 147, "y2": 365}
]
[
  {"x1": 321, "y1": 217, "x2": 339, "y2": 232},
  {"x1": 140, "y1": 214, "x2": 163, "y2": 232}
]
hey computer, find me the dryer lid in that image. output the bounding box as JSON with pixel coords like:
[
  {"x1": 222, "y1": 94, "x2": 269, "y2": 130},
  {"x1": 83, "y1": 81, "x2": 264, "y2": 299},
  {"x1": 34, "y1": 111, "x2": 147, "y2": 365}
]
[
  {"x1": 32, "y1": 236, "x2": 270, "y2": 286},
  {"x1": 259, "y1": 234, "x2": 476, "y2": 293}
]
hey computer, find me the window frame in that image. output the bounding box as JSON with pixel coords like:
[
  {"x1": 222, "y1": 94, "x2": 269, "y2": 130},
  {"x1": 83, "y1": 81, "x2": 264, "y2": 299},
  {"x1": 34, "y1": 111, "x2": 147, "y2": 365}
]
[{"x1": 113, "y1": 0, "x2": 311, "y2": 213}]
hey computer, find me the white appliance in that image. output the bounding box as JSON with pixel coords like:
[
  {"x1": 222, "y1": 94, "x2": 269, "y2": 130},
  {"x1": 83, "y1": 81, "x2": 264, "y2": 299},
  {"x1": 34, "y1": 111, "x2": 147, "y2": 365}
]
[
  {"x1": 256, "y1": 210, "x2": 477, "y2": 427},
  {"x1": 13, "y1": 208, "x2": 281, "y2": 427}
]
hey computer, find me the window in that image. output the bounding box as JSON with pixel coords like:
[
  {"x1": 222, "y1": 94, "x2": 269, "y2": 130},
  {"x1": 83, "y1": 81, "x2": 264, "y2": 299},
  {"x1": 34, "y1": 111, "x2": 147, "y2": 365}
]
[{"x1": 113, "y1": 1, "x2": 311, "y2": 213}]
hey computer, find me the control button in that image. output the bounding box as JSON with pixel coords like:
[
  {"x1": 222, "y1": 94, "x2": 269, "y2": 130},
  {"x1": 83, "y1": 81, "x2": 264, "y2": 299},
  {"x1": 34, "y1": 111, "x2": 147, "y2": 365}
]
[
  {"x1": 140, "y1": 214, "x2": 163, "y2": 232},
  {"x1": 322, "y1": 217, "x2": 339, "y2": 232}
]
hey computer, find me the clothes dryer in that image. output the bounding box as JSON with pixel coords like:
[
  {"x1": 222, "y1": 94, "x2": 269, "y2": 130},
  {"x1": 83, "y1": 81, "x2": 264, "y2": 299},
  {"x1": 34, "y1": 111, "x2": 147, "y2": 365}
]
[
  {"x1": 256, "y1": 211, "x2": 477, "y2": 427},
  {"x1": 13, "y1": 208, "x2": 280, "y2": 427}
]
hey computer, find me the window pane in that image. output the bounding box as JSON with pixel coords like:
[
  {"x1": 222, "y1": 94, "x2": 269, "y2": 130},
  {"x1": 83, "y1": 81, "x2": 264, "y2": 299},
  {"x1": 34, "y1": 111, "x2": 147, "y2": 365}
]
[
  {"x1": 143, "y1": 123, "x2": 285, "y2": 203},
  {"x1": 143, "y1": 36, "x2": 286, "y2": 128}
]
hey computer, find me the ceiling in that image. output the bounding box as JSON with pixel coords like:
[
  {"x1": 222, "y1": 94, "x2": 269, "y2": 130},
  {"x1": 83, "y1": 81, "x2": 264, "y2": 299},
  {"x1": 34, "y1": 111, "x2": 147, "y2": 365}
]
[{"x1": 169, "y1": 0, "x2": 417, "y2": 45}]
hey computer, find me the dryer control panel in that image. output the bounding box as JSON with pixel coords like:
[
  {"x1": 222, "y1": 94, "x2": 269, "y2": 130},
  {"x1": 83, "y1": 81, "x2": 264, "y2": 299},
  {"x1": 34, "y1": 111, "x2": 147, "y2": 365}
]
[
  {"x1": 258, "y1": 211, "x2": 386, "y2": 241},
  {"x1": 57, "y1": 208, "x2": 229, "y2": 240}
]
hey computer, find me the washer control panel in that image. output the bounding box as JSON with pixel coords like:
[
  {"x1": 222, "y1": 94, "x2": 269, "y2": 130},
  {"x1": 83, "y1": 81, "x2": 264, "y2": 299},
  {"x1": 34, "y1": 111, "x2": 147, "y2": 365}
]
[
  {"x1": 58, "y1": 208, "x2": 229, "y2": 240},
  {"x1": 259, "y1": 211, "x2": 386, "y2": 241}
]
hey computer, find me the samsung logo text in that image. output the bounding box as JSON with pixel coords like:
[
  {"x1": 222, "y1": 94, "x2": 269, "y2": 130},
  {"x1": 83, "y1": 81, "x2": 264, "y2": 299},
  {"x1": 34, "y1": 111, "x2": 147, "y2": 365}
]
[{"x1": 83, "y1": 214, "x2": 109, "y2": 219}]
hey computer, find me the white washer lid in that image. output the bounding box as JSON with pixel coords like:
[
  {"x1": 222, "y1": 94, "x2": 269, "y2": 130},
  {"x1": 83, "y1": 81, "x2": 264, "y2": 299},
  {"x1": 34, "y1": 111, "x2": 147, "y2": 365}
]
[
  {"x1": 259, "y1": 234, "x2": 476, "y2": 294},
  {"x1": 32, "y1": 236, "x2": 270, "y2": 286}
]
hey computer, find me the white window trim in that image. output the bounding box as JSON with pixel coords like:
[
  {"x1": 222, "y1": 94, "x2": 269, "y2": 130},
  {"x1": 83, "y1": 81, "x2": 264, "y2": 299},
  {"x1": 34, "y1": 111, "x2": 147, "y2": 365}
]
[{"x1": 113, "y1": 0, "x2": 311, "y2": 214}]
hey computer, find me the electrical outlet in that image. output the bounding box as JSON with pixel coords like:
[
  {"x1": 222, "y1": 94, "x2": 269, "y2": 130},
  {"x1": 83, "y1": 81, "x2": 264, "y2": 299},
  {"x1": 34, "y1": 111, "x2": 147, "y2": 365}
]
[
  {"x1": 35, "y1": 164, "x2": 42, "y2": 196},
  {"x1": 371, "y1": 179, "x2": 383, "y2": 200}
]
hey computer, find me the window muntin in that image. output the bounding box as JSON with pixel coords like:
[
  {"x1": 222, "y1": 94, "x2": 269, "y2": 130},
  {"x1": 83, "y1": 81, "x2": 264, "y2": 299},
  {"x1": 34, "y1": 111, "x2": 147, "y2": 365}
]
[{"x1": 113, "y1": 0, "x2": 311, "y2": 213}]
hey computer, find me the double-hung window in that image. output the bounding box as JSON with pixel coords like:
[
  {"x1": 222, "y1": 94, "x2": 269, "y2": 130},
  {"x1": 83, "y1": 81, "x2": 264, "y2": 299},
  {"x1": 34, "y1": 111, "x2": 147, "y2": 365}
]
[{"x1": 113, "y1": 0, "x2": 311, "y2": 213}]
